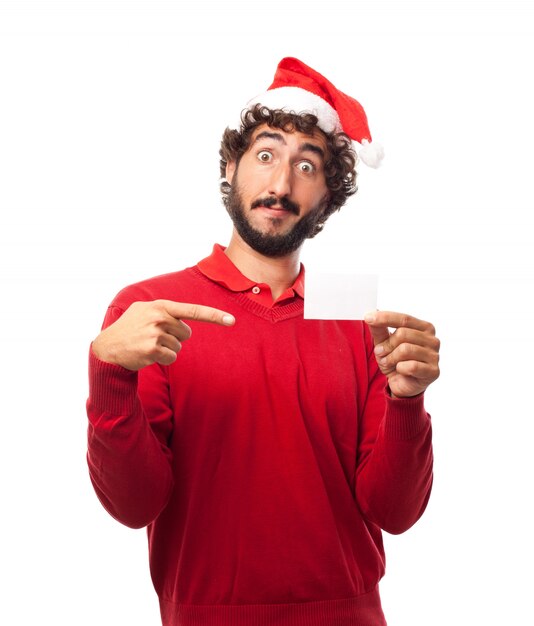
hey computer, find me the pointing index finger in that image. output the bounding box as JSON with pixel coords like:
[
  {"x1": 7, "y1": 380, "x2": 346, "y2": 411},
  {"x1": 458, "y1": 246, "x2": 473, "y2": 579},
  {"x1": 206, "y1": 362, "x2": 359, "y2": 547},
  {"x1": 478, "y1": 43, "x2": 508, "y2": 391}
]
[{"x1": 160, "y1": 301, "x2": 235, "y2": 326}]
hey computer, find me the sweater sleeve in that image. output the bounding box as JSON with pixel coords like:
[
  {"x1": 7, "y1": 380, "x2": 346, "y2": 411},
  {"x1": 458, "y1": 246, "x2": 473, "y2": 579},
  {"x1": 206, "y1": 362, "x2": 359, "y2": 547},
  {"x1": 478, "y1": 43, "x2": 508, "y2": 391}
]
[
  {"x1": 86, "y1": 305, "x2": 174, "y2": 529},
  {"x1": 354, "y1": 326, "x2": 434, "y2": 535}
]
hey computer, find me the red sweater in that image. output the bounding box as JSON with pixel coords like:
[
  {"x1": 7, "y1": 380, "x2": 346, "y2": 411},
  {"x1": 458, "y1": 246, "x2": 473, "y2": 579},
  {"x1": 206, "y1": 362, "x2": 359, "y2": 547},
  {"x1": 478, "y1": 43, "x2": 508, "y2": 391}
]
[{"x1": 87, "y1": 246, "x2": 433, "y2": 626}]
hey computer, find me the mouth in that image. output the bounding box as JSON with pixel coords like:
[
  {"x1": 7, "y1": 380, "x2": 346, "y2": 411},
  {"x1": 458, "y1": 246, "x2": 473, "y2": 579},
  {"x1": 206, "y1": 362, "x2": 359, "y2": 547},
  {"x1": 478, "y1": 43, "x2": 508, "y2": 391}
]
[
  {"x1": 254, "y1": 205, "x2": 295, "y2": 223},
  {"x1": 258, "y1": 204, "x2": 289, "y2": 213}
]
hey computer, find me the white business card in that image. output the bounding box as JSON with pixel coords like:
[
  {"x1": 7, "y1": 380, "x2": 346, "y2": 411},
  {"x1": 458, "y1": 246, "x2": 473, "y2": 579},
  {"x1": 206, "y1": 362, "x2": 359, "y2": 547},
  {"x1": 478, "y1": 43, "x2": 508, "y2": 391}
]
[{"x1": 304, "y1": 272, "x2": 378, "y2": 320}]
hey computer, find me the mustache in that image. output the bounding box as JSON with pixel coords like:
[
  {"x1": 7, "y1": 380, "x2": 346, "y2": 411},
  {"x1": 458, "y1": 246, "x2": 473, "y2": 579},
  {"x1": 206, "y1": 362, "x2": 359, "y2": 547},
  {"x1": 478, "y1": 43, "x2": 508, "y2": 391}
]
[{"x1": 251, "y1": 196, "x2": 300, "y2": 216}]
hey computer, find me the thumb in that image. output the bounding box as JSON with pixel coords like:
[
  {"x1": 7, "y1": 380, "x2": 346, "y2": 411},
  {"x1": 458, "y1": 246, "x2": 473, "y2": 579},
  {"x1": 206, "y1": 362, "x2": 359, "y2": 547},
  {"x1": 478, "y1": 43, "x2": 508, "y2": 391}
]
[{"x1": 364, "y1": 311, "x2": 390, "y2": 346}]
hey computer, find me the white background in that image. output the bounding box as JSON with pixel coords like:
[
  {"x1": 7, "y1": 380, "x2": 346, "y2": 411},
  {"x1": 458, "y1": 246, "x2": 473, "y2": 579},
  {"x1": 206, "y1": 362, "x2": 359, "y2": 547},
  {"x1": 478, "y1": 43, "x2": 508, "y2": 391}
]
[{"x1": 1, "y1": 1, "x2": 533, "y2": 624}]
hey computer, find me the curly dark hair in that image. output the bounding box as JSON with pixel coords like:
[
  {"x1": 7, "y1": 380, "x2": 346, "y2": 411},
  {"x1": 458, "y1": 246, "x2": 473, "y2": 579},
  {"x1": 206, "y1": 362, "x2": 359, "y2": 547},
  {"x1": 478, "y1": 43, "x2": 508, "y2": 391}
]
[{"x1": 219, "y1": 104, "x2": 358, "y2": 237}]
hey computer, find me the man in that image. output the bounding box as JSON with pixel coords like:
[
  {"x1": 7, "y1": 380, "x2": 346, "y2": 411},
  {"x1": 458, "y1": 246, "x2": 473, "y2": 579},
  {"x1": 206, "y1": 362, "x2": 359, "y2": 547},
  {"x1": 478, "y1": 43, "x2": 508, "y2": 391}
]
[{"x1": 87, "y1": 57, "x2": 440, "y2": 626}]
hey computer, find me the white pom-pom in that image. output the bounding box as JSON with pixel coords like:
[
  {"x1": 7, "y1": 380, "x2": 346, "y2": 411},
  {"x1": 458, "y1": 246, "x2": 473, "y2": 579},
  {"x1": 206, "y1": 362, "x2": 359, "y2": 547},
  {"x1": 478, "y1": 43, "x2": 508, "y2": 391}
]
[{"x1": 358, "y1": 139, "x2": 385, "y2": 169}]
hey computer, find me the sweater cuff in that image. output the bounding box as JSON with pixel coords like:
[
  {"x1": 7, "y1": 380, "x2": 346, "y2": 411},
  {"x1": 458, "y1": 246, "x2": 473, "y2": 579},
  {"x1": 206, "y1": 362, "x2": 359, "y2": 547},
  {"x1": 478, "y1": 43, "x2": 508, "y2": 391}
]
[
  {"x1": 87, "y1": 346, "x2": 139, "y2": 416},
  {"x1": 382, "y1": 392, "x2": 430, "y2": 441}
]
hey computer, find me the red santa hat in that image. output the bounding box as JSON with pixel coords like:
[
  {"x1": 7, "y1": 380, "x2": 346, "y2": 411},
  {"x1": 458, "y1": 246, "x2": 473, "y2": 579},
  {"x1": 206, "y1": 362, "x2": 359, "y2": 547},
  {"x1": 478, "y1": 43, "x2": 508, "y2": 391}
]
[{"x1": 243, "y1": 57, "x2": 384, "y2": 168}]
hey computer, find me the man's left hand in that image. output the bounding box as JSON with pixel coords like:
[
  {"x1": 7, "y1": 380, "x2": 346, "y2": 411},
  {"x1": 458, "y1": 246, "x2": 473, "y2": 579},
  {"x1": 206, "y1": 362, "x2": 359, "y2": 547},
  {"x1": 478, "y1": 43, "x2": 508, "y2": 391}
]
[{"x1": 364, "y1": 311, "x2": 440, "y2": 398}]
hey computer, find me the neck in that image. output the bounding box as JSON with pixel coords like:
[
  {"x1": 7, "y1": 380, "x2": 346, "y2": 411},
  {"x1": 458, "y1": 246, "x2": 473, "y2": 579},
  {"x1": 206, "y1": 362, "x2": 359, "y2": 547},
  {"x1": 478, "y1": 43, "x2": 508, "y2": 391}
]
[{"x1": 225, "y1": 231, "x2": 302, "y2": 301}]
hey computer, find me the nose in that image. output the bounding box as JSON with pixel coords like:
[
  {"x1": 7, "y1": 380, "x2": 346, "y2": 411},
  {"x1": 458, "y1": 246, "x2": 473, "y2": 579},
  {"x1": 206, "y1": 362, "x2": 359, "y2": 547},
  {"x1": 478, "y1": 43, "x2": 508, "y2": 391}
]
[{"x1": 267, "y1": 161, "x2": 292, "y2": 199}]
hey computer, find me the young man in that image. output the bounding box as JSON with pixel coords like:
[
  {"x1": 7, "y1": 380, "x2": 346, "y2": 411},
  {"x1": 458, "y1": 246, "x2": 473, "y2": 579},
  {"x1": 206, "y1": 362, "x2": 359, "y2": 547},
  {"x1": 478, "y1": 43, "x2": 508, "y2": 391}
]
[{"x1": 87, "y1": 58, "x2": 440, "y2": 626}]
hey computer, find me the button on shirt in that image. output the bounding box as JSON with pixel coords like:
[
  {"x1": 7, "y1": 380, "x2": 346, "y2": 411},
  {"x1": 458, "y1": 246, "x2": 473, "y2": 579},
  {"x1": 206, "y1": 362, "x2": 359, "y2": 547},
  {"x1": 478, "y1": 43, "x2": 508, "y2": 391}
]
[{"x1": 197, "y1": 244, "x2": 305, "y2": 308}]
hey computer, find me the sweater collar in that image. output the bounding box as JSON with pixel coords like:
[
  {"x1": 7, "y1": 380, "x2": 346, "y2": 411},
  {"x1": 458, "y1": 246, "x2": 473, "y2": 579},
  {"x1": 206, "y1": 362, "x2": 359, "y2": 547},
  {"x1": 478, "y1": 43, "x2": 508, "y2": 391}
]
[{"x1": 197, "y1": 244, "x2": 305, "y2": 300}]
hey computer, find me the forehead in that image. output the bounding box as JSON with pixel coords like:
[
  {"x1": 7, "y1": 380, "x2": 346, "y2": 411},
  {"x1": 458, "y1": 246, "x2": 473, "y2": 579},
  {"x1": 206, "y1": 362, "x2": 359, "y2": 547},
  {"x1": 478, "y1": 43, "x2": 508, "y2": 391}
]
[{"x1": 249, "y1": 123, "x2": 328, "y2": 155}]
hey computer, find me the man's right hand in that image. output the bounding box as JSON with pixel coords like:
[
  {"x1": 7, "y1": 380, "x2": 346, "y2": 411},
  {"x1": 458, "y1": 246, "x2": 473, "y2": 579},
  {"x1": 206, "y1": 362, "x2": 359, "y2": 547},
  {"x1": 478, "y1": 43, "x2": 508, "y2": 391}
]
[{"x1": 91, "y1": 300, "x2": 236, "y2": 371}]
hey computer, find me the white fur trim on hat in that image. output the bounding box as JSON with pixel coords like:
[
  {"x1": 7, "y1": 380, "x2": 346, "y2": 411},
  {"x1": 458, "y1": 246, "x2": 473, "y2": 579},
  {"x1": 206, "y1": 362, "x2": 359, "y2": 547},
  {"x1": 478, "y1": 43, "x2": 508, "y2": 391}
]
[{"x1": 245, "y1": 86, "x2": 342, "y2": 135}]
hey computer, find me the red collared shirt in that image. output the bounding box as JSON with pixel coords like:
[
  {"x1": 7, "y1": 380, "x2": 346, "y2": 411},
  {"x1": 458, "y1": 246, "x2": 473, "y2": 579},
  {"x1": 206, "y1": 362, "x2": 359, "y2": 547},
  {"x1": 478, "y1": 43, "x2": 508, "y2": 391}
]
[{"x1": 197, "y1": 244, "x2": 304, "y2": 308}]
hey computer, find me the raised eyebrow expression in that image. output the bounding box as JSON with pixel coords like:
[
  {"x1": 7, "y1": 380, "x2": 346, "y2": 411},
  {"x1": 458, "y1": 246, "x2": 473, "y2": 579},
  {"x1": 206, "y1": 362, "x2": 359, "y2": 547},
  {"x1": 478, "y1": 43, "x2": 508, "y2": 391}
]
[{"x1": 252, "y1": 131, "x2": 326, "y2": 162}]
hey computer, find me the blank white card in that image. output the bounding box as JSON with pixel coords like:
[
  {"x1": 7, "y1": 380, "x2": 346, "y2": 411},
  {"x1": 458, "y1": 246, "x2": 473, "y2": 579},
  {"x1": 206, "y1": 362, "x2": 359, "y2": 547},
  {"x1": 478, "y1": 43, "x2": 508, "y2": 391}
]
[{"x1": 304, "y1": 272, "x2": 378, "y2": 320}]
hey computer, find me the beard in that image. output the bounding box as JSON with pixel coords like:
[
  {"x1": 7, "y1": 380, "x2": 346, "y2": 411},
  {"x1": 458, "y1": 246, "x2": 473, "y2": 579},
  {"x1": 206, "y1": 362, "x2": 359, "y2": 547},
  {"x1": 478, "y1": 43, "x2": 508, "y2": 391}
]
[{"x1": 225, "y1": 179, "x2": 326, "y2": 258}]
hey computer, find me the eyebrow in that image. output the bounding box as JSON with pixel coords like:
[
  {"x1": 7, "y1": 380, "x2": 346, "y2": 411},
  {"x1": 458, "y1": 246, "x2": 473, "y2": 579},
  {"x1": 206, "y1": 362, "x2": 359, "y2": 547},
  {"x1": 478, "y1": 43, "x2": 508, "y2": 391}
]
[
  {"x1": 253, "y1": 131, "x2": 325, "y2": 160},
  {"x1": 300, "y1": 142, "x2": 325, "y2": 159}
]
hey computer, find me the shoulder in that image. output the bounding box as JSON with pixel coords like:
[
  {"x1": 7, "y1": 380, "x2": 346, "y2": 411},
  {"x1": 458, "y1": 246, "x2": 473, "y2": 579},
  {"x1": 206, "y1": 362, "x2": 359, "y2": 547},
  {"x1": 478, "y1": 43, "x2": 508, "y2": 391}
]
[{"x1": 109, "y1": 266, "x2": 200, "y2": 311}]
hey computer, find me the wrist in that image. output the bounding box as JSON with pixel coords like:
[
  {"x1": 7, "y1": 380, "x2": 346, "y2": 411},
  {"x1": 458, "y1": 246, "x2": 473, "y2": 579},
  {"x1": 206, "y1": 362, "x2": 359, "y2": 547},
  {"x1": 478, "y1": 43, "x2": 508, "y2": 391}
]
[
  {"x1": 91, "y1": 335, "x2": 118, "y2": 366},
  {"x1": 386, "y1": 385, "x2": 425, "y2": 400}
]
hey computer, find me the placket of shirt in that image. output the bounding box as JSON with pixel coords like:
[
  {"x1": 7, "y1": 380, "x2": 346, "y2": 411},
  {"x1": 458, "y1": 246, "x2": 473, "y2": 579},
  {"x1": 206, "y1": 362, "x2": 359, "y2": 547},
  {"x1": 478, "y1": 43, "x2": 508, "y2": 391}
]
[{"x1": 247, "y1": 283, "x2": 298, "y2": 308}]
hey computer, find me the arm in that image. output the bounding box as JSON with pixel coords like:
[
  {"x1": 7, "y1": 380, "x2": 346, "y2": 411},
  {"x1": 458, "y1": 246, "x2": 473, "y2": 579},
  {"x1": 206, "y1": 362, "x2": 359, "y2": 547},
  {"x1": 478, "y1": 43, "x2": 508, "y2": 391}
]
[
  {"x1": 87, "y1": 343, "x2": 174, "y2": 529},
  {"x1": 354, "y1": 313, "x2": 439, "y2": 534},
  {"x1": 86, "y1": 300, "x2": 235, "y2": 529}
]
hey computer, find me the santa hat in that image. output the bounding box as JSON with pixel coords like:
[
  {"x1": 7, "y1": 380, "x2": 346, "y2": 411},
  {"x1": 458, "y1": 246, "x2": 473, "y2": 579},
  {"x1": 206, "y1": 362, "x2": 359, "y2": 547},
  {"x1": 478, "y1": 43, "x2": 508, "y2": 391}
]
[{"x1": 242, "y1": 57, "x2": 384, "y2": 169}]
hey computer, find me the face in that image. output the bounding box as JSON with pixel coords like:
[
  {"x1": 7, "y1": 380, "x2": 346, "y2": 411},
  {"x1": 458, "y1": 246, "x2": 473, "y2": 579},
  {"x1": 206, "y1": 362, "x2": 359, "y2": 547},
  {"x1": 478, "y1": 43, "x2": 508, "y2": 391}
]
[{"x1": 225, "y1": 124, "x2": 330, "y2": 257}]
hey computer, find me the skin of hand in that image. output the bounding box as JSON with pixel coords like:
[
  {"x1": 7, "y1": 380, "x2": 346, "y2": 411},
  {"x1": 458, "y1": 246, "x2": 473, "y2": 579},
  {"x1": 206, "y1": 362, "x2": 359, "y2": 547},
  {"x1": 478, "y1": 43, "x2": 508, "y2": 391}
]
[
  {"x1": 91, "y1": 300, "x2": 235, "y2": 371},
  {"x1": 364, "y1": 311, "x2": 440, "y2": 398}
]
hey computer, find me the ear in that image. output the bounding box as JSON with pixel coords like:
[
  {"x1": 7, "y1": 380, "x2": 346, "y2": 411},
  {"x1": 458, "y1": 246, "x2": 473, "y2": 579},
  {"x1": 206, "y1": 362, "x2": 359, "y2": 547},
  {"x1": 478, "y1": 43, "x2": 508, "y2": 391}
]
[{"x1": 226, "y1": 161, "x2": 236, "y2": 185}]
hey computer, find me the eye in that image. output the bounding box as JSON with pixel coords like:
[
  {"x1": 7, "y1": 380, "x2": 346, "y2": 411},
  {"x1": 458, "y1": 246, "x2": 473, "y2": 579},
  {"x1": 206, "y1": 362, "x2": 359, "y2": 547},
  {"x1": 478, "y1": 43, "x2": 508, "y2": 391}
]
[
  {"x1": 297, "y1": 161, "x2": 315, "y2": 174},
  {"x1": 257, "y1": 150, "x2": 273, "y2": 163}
]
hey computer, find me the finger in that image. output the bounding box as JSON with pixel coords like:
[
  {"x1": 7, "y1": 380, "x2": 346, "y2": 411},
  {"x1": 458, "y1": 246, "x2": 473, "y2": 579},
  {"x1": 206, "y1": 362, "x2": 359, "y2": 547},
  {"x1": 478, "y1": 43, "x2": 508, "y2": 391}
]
[
  {"x1": 153, "y1": 346, "x2": 180, "y2": 367},
  {"x1": 365, "y1": 311, "x2": 434, "y2": 333},
  {"x1": 159, "y1": 301, "x2": 236, "y2": 326},
  {"x1": 162, "y1": 318, "x2": 193, "y2": 342},
  {"x1": 374, "y1": 327, "x2": 440, "y2": 357},
  {"x1": 395, "y1": 360, "x2": 440, "y2": 381},
  {"x1": 158, "y1": 333, "x2": 183, "y2": 355},
  {"x1": 364, "y1": 311, "x2": 390, "y2": 346},
  {"x1": 377, "y1": 344, "x2": 439, "y2": 372}
]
